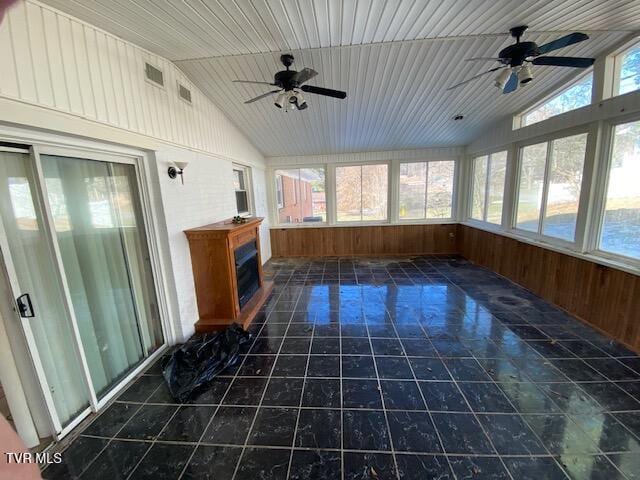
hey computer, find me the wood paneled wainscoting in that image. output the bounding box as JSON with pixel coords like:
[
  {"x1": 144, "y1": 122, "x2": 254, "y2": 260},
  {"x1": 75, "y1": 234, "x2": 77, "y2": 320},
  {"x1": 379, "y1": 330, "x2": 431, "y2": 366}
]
[
  {"x1": 459, "y1": 225, "x2": 640, "y2": 353},
  {"x1": 269, "y1": 224, "x2": 459, "y2": 257}
]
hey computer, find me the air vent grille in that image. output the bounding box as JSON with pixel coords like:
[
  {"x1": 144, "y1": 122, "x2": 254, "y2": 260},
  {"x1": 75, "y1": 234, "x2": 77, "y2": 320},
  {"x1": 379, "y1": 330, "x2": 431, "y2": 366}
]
[
  {"x1": 145, "y1": 62, "x2": 164, "y2": 87},
  {"x1": 178, "y1": 84, "x2": 192, "y2": 103}
]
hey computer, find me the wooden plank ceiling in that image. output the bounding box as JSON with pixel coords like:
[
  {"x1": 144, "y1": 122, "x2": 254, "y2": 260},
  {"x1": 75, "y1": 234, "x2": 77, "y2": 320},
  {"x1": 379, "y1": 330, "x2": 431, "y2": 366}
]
[{"x1": 39, "y1": 0, "x2": 640, "y2": 156}]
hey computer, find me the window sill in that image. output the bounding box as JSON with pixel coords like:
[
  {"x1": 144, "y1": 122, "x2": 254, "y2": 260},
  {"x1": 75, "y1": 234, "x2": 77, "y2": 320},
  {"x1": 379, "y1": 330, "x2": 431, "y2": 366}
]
[
  {"x1": 270, "y1": 220, "x2": 458, "y2": 229},
  {"x1": 461, "y1": 221, "x2": 640, "y2": 277}
]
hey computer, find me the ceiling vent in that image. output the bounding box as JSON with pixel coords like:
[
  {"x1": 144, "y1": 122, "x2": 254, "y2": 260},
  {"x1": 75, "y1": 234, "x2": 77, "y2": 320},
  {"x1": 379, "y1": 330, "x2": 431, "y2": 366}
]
[
  {"x1": 178, "y1": 83, "x2": 192, "y2": 103},
  {"x1": 145, "y1": 62, "x2": 164, "y2": 87}
]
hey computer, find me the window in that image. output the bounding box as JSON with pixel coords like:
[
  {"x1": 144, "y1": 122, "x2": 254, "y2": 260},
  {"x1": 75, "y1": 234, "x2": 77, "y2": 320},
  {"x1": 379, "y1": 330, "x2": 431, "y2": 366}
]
[
  {"x1": 599, "y1": 119, "x2": 640, "y2": 260},
  {"x1": 515, "y1": 133, "x2": 588, "y2": 242},
  {"x1": 336, "y1": 164, "x2": 388, "y2": 222},
  {"x1": 274, "y1": 168, "x2": 325, "y2": 224},
  {"x1": 399, "y1": 160, "x2": 455, "y2": 220},
  {"x1": 615, "y1": 41, "x2": 640, "y2": 95},
  {"x1": 233, "y1": 166, "x2": 251, "y2": 215},
  {"x1": 521, "y1": 73, "x2": 593, "y2": 127},
  {"x1": 470, "y1": 151, "x2": 507, "y2": 224}
]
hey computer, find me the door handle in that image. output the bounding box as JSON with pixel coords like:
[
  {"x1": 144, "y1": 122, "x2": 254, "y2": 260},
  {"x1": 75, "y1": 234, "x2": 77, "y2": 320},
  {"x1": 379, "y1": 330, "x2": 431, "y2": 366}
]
[{"x1": 16, "y1": 293, "x2": 35, "y2": 318}]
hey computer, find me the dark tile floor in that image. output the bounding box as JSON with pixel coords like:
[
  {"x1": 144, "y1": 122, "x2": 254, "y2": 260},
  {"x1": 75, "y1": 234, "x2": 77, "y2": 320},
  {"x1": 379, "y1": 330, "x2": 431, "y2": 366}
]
[{"x1": 43, "y1": 256, "x2": 640, "y2": 480}]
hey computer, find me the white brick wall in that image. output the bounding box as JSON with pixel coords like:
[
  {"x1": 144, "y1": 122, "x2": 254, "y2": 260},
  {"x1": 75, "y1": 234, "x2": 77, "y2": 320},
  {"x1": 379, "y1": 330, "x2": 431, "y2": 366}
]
[{"x1": 156, "y1": 147, "x2": 271, "y2": 339}]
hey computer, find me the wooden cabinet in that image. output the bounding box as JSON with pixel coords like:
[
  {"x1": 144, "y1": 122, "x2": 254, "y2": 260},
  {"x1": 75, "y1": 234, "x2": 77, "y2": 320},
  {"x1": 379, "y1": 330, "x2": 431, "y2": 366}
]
[{"x1": 184, "y1": 217, "x2": 273, "y2": 333}]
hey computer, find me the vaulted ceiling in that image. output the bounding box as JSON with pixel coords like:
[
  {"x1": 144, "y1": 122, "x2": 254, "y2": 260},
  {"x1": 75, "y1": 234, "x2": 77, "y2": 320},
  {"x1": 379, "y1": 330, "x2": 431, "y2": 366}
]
[{"x1": 41, "y1": 0, "x2": 640, "y2": 156}]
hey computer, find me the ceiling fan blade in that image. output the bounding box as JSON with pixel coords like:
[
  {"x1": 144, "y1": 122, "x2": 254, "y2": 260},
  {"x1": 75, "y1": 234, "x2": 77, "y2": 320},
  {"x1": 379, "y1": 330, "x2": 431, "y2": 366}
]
[
  {"x1": 532, "y1": 56, "x2": 595, "y2": 68},
  {"x1": 537, "y1": 32, "x2": 589, "y2": 55},
  {"x1": 300, "y1": 85, "x2": 347, "y2": 99},
  {"x1": 446, "y1": 66, "x2": 505, "y2": 90},
  {"x1": 503, "y1": 71, "x2": 519, "y2": 94},
  {"x1": 232, "y1": 80, "x2": 276, "y2": 86},
  {"x1": 293, "y1": 67, "x2": 318, "y2": 84},
  {"x1": 244, "y1": 89, "x2": 281, "y2": 104}
]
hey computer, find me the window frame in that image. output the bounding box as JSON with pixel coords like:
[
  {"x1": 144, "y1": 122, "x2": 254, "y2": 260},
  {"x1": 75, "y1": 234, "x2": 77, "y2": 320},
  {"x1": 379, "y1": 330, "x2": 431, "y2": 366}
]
[
  {"x1": 232, "y1": 164, "x2": 253, "y2": 217},
  {"x1": 612, "y1": 38, "x2": 640, "y2": 97},
  {"x1": 272, "y1": 165, "x2": 328, "y2": 226},
  {"x1": 396, "y1": 159, "x2": 458, "y2": 223},
  {"x1": 587, "y1": 112, "x2": 640, "y2": 268},
  {"x1": 467, "y1": 150, "x2": 508, "y2": 226},
  {"x1": 514, "y1": 70, "x2": 594, "y2": 129},
  {"x1": 333, "y1": 161, "x2": 391, "y2": 225},
  {"x1": 510, "y1": 126, "x2": 594, "y2": 250},
  {"x1": 269, "y1": 158, "x2": 460, "y2": 228},
  {"x1": 275, "y1": 174, "x2": 284, "y2": 209}
]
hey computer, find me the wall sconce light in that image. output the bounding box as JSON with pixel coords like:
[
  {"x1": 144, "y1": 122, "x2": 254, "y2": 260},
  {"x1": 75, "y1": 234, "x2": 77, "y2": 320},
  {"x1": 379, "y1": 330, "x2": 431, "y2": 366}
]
[{"x1": 168, "y1": 161, "x2": 189, "y2": 184}]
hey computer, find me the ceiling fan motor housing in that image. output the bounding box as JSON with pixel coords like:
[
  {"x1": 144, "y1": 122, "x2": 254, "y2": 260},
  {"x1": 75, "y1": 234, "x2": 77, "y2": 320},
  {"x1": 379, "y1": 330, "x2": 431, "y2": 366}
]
[
  {"x1": 498, "y1": 42, "x2": 539, "y2": 67},
  {"x1": 274, "y1": 70, "x2": 300, "y2": 91}
]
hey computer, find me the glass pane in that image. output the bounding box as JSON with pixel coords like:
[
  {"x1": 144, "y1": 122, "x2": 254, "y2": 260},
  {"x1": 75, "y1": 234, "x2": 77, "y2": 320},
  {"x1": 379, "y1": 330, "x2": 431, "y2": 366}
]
[
  {"x1": 336, "y1": 166, "x2": 363, "y2": 222},
  {"x1": 523, "y1": 74, "x2": 593, "y2": 126},
  {"x1": 233, "y1": 169, "x2": 244, "y2": 191},
  {"x1": 275, "y1": 175, "x2": 283, "y2": 207},
  {"x1": 274, "y1": 169, "x2": 301, "y2": 224},
  {"x1": 426, "y1": 161, "x2": 454, "y2": 218},
  {"x1": 41, "y1": 155, "x2": 163, "y2": 398},
  {"x1": 618, "y1": 43, "x2": 640, "y2": 95},
  {"x1": 399, "y1": 162, "x2": 427, "y2": 219},
  {"x1": 300, "y1": 168, "x2": 326, "y2": 223},
  {"x1": 362, "y1": 165, "x2": 388, "y2": 221},
  {"x1": 486, "y1": 151, "x2": 507, "y2": 224},
  {"x1": 600, "y1": 120, "x2": 640, "y2": 259},
  {"x1": 516, "y1": 142, "x2": 547, "y2": 232},
  {"x1": 0, "y1": 151, "x2": 90, "y2": 427},
  {"x1": 543, "y1": 134, "x2": 588, "y2": 241},
  {"x1": 471, "y1": 156, "x2": 488, "y2": 220},
  {"x1": 236, "y1": 191, "x2": 248, "y2": 213}
]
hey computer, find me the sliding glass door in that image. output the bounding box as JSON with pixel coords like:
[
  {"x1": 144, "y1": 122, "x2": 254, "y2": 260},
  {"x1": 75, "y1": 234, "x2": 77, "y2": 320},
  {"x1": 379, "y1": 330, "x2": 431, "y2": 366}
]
[
  {"x1": 0, "y1": 149, "x2": 90, "y2": 429},
  {"x1": 0, "y1": 146, "x2": 164, "y2": 436},
  {"x1": 41, "y1": 154, "x2": 163, "y2": 398}
]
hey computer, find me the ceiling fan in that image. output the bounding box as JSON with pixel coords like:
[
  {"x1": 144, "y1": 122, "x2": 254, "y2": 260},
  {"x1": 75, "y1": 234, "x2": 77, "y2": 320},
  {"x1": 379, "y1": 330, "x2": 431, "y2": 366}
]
[
  {"x1": 232, "y1": 54, "x2": 347, "y2": 111},
  {"x1": 447, "y1": 25, "x2": 595, "y2": 94}
]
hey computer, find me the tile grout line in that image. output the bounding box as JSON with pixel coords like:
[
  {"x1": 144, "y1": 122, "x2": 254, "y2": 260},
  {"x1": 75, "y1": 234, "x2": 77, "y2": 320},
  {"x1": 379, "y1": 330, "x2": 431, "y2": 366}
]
[
  {"x1": 54, "y1": 257, "x2": 640, "y2": 480},
  {"x1": 174, "y1": 289, "x2": 277, "y2": 480},
  {"x1": 385, "y1": 300, "x2": 459, "y2": 479},
  {"x1": 228, "y1": 291, "x2": 300, "y2": 480},
  {"x1": 124, "y1": 401, "x2": 182, "y2": 479},
  {"x1": 58, "y1": 397, "x2": 147, "y2": 478},
  {"x1": 418, "y1": 262, "x2": 519, "y2": 480},
  {"x1": 431, "y1": 259, "x2": 631, "y2": 478},
  {"x1": 284, "y1": 288, "x2": 316, "y2": 480},
  {"x1": 339, "y1": 287, "x2": 345, "y2": 480},
  {"x1": 440, "y1": 262, "x2": 639, "y2": 480},
  {"x1": 362, "y1": 290, "x2": 402, "y2": 480}
]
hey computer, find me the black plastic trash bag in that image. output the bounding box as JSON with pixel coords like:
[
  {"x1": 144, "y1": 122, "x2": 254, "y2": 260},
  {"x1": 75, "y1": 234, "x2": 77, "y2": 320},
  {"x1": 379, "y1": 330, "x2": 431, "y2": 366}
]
[{"x1": 163, "y1": 323, "x2": 252, "y2": 403}]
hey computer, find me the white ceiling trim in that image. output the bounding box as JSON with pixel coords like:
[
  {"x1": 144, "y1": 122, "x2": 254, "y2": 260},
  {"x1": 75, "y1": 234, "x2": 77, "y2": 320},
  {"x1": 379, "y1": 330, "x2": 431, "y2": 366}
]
[{"x1": 267, "y1": 146, "x2": 466, "y2": 167}]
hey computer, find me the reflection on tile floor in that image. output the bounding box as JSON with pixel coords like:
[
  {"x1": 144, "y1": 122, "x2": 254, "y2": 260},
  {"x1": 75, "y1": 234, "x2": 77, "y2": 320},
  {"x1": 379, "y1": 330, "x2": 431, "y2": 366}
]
[{"x1": 43, "y1": 256, "x2": 640, "y2": 479}]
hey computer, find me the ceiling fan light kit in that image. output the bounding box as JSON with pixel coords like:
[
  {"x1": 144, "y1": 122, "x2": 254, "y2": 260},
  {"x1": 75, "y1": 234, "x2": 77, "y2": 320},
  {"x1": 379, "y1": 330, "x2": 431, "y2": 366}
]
[
  {"x1": 448, "y1": 25, "x2": 595, "y2": 95},
  {"x1": 494, "y1": 68, "x2": 512, "y2": 89},
  {"x1": 233, "y1": 54, "x2": 347, "y2": 111}
]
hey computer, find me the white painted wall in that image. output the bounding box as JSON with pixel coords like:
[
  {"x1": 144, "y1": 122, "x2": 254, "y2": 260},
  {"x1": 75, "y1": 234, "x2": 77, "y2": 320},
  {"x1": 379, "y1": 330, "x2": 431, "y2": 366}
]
[{"x1": 0, "y1": 0, "x2": 272, "y2": 341}]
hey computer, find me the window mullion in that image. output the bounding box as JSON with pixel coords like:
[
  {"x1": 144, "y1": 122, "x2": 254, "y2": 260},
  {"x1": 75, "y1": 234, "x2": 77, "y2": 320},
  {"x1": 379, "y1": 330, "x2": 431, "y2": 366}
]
[
  {"x1": 538, "y1": 141, "x2": 553, "y2": 235},
  {"x1": 483, "y1": 154, "x2": 491, "y2": 222},
  {"x1": 424, "y1": 162, "x2": 429, "y2": 219},
  {"x1": 360, "y1": 165, "x2": 364, "y2": 222}
]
